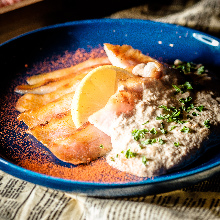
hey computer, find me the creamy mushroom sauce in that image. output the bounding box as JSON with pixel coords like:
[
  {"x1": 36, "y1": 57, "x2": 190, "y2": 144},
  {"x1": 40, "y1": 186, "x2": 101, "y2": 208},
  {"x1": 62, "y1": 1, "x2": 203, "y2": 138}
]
[{"x1": 106, "y1": 64, "x2": 220, "y2": 177}]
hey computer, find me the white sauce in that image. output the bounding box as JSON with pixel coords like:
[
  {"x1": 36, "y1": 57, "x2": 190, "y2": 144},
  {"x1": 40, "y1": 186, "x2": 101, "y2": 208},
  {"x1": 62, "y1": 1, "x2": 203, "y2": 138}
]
[{"x1": 106, "y1": 69, "x2": 220, "y2": 177}]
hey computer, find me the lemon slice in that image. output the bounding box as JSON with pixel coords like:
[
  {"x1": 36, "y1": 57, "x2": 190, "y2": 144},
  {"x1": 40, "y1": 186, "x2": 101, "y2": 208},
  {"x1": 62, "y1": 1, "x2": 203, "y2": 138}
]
[{"x1": 71, "y1": 65, "x2": 133, "y2": 128}]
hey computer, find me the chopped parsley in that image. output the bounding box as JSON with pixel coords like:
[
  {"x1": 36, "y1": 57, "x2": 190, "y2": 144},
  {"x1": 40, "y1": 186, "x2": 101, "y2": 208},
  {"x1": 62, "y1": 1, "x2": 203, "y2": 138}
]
[
  {"x1": 142, "y1": 155, "x2": 148, "y2": 166},
  {"x1": 99, "y1": 144, "x2": 104, "y2": 148},
  {"x1": 169, "y1": 125, "x2": 177, "y2": 131},
  {"x1": 204, "y1": 119, "x2": 211, "y2": 128},
  {"x1": 111, "y1": 157, "x2": 115, "y2": 162},
  {"x1": 132, "y1": 129, "x2": 148, "y2": 141},
  {"x1": 157, "y1": 105, "x2": 186, "y2": 124},
  {"x1": 180, "y1": 126, "x2": 191, "y2": 133},
  {"x1": 192, "y1": 112, "x2": 198, "y2": 116},
  {"x1": 186, "y1": 103, "x2": 194, "y2": 113},
  {"x1": 142, "y1": 120, "x2": 149, "y2": 125},
  {"x1": 150, "y1": 128, "x2": 157, "y2": 135},
  {"x1": 125, "y1": 149, "x2": 137, "y2": 159},
  {"x1": 174, "y1": 142, "x2": 180, "y2": 147},
  {"x1": 172, "y1": 62, "x2": 195, "y2": 74},
  {"x1": 158, "y1": 138, "x2": 165, "y2": 145},
  {"x1": 172, "y1": 81, "x2": 193, "y2": 94},
  {"x1": 139, "y1": 144, "x2": 144, "y2": 149},
  {"x1": 173, "y1": 61, "x2": 205, "y2": 75},
  {"x1": 160, "y1": 122, "x2": 168, "y2": 134},
  {"x1": 197, "y1": 66, "x2": 205, "y2": 75},
  {"x1": 141, "y1": 139, "x2": 157, "y2": 145},
  {"x1": 196, "y1": 105, "x2": 204, "y2": 112},
  {"x1": 141, "y1": 138, "x2": 165, "y2": 145},
  {"x1": 179, "y1": 96, "x2": 192, "y2": 104}
]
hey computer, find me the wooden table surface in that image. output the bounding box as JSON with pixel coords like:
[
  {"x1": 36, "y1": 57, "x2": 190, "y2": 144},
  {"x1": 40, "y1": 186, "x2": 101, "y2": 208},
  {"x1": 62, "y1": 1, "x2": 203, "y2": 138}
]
[{"x1": 0, "y1": 0, "x2": 147, "y2": 44}]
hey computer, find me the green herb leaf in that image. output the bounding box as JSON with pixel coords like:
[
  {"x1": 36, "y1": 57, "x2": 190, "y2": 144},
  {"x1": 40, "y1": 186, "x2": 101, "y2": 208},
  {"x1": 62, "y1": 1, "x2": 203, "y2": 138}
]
[
  {"x1": 196, "y1": 105, "x2": 204, "y2": 112},
  {"x1": 158, "y1": 138, "x2": 165, "y2": 145},
  {"x1": 150, "y1": 128, "x2": 157, "y2": 135},
  {"x1": 99, "y1": 144, "x2": 104, "y2": 148},
  {"x1": 183, "y1": 81, "x2": 193, "y2": 90},
  {"x1": 169, "y1": 125, "x2": 177, "y2": 131},
  {"x1": 132, "y1": 129, "x2": 149, "y2": 141},
  {"x1": 186, "y1": 103, "x2": 194, "y2": 113},
  {"x1": 180, "y1": 126, "x2": 191, "y2": 133},
  {"x1": 179, "y1": 96, "x2": 192, "y2": 104},
  {"x1": 204, "y1": 119, "x2": 211, "y2": 128},
  {"x1": 192, "y1": 112, "x2": 198, "y2": 116},
  {"x1": 141, "y1": 139, "x2": 156, "y2": 145},
  {"x1": 139, "y1": 144, "x2": 144, "y2": 149},
  {"x1": 157, "y1": 105, "x2": 185, "y2": 124},
  {"x1": 142, "y1": 120, "x2": 149, "y2": 125},
  {"x1": 197, "y1": 66, "x2": 205, "y2": 75},
  {"x1": 172, "y1": 85, "x2": 182, "y2": 93},
  {"x1": 142, "y1": 155, "x2": 148, "y2": 166},
  {"x1": 125, "y1": 149, "x2": 137, "y2": 159},
  {"x1": 111, "y1": 157, "x2": 115, "y2": 161},
  {"x1": 174, "y1": 142, "x2": 180, "y2": 147},
  {"x1": 172, "y1": 81, "x2": 193, "y2": 94},
  {"x1": 173, "y1": 62, "x2": 196, "y2": 74}
]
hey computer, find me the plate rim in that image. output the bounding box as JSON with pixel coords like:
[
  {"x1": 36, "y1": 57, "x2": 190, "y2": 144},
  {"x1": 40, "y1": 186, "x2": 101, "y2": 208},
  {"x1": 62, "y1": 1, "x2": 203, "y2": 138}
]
[
  {"x1": 1, "y1": 18, "x2": 220, "y2": 192},
  {"x1": 1, "y1": 18, "x2": 220, "y2": 47}
]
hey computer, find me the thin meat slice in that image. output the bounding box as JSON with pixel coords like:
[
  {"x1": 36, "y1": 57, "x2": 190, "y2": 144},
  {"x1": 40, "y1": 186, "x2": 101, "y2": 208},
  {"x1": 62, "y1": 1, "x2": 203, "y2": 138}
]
[
  {"x1": 26, "y1": 57, "x2": 110, "y2": 85},
  {"x1": 18, "y1": 92, "x2": 73, "y2": 128},
  {"x1": 15, "y1": 72, "x2": 87, "y2": 112},
  {"x1": 48, "y1": 122, "x2": 112, "y2": 164},
  {"x1": 29, "y1": 111, "x2": 76, "y2": 147}
]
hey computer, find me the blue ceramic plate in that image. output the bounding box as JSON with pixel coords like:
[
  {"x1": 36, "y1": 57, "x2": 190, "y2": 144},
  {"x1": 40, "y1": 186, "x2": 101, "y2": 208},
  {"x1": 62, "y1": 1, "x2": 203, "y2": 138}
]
[{"x1": 0, "y1": 19, "x2": 220, "y2": 197}]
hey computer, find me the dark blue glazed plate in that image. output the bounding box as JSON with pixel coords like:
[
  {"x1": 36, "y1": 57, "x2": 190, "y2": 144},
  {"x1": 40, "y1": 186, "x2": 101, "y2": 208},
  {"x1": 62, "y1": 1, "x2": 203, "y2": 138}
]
[{"x1": 0, "y1": 19, "x2": 220, "y2": 197}]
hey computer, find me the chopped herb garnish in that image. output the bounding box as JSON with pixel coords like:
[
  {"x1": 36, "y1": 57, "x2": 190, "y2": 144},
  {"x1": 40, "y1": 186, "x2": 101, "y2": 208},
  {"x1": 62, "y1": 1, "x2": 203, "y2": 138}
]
[
  {"x1": 179, "y1": 96, "x2": 192, "y2": 104},
  {"x1": 141, "y1": 139, "x2": 157, "y2": 145},
  {"x1": 204, "y1": 119, "x2": 211, "y2": 128},
  {"x1": 139, "y1": 144, "x2": 144, "y2": 149},
  {"x1": 174, "y1": 142, "x2": 180, "y2": 147},
  {"x1": 141, "y1": 139, "x2": 151, "y2": 145},
  {"x1": 159, "y1": 105, "x2": 172, "y2": 112},
  {"x1": 160, "y1": 122, "x2": 168, "y2": 134},
  {"x1": 172, "y1": 85, "x2": 182, "y2": 93},
  {"x1": 183, "y1": 81, "x2": 193, "y2": 90},
  {"x1": 132, "y1": 129, "x2": 148, "y2": 141},
  {"x1": 150, "y1": 128, "x2": 157, "y2": 135},
  {"x1": 111, "y1": 157, "x2": 115, "y2": 162},
  {"x1": 172, "y1": 81, "x2": 193, "y2": 94},
  {"x1": 142, "y1": 120, "x2": 149, "y2": 125},
  {"x1": 116, "y1": 154, "x2": 118, "y2": 158},
  {"x1": 173, "y1": 62, "x2": 196, "y2": 74},
  {"x1": 142, "y1": 156, "x2": 148, "y2": 166},
  {"x1": 169, "y1": 125, "x2": 177, "y2": 131},
  {"x1": 196, "y1": 105, "x2": 204, "y2": 112},
  {"x1": 180, "y1": 126, "x2": 191, "y2": 133},
  {"x1": 192, "y1": 112, "x2": 198, "y2": 116},
  {"x1": 186, "y1": 103, "x2": 194, "y2": 113},
  {"x1": 157, "y1": 105, "x2": 185, "y2": 124},
  {"x1": 197, "y1": 66, "x2": 205, "y2": 75},
  {"x1": 125, "y1": 149, "x2": 137, "y2": 159},
  {"x1": 177, "y1": 120, "x2": 188, "y2": 124},
  {"x1": 173, "y1": 61, "x2": 206, "y2": 75},
  {"x1": 158, "y1": 138, "x2": 165, "y2": 145},
  {"x1": 99, "y1": 144, "x2": 104, "y2": 148}
]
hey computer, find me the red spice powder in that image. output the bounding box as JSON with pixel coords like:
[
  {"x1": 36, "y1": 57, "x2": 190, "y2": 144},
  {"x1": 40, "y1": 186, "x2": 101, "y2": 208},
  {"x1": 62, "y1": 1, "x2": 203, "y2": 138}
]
[{"x1": 0, "y1": 46, "x2": 144, "y2": 183}]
